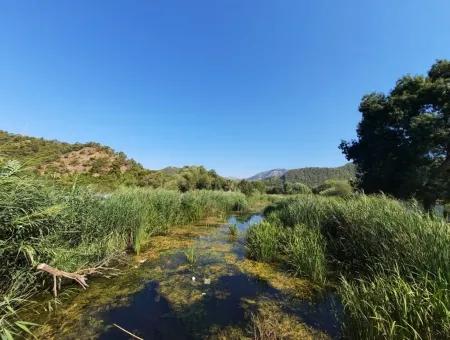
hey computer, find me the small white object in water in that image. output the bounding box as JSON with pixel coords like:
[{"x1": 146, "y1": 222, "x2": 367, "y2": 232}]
[
  {"x1": 201, "y1": 292, "x2": 206, "y2": 296},
  {"x1": 204, "y1": 278, "x2": 211, "y2": 285},
  {"x1": 192, "y1": 276, "x2": 196, "y2": 281}
]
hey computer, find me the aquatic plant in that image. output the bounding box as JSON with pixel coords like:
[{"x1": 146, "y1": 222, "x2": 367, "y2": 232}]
[
  {"x1": 284, "y1": 224, "x2": 326, "y2": 284},
  {"x1": 246, "y1": 221, "x2": 326, "y2": 284},
  {"x1": 184, "y1": 247, "x2": 197, "y2": 265},
  {"x1": 246, "y1": 221, "x2": 281, "y2": 262},
  {"x1": 249, "y1": 300, "x2": 325, "y2": 339},
  {"x1": 228, "y1": 224, "x2": 239, "y2": 238}
]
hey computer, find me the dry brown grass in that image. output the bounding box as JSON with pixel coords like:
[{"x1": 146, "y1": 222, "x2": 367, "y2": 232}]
[{"x1": 39, "y1": 146, "x2": 131, "y2": 175}]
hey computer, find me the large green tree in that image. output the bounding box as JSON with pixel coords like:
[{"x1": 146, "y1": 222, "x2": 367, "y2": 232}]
[{"x1": 340, "y1": 60, "x2": 450, "y2": 207}]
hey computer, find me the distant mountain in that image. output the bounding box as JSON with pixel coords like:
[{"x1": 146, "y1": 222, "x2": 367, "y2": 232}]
[
  {"x1": 248, "y1": 163, "x2": 356, "y2": 188},
  {"x1": 248, "y1": 169, "x2": 287, "y2": 181}
]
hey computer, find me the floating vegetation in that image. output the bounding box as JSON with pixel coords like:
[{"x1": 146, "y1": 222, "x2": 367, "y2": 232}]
[
  {"x1": 233, "y1": 258, "x2": 315, "y2": 299},
  {"x1": 249, "y1": 300, "x2": 328, "y2": 340}
]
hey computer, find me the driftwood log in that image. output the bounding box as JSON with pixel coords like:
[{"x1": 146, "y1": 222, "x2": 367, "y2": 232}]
[{"x1": 36, "y1": 260, "x2": 117, "y2": 297}]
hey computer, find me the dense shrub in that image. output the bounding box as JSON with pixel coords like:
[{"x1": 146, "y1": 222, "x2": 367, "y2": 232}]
[
  {"x1": 284, "y1": 182, "x2": 312, "y2": 195},
  {"x1": 313, "y1": 179, "x2": 353, "y2": 197}
]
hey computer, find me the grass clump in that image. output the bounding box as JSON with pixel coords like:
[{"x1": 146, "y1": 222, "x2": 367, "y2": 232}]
[
  {"x1": 246, "y1": 221, "x2": 281, "y2": 263},
  {"x1": 340, "y1": 269, "x2": 450, "y2": 340},
  {"x1": 184, "y1": 247, "x2": 197, "y2": 265},
  {"x1": 284, "y1": 224, "x2": 327, "y2": 285},
  {"x1": 246, "y1": 220, "x2": 327, "y2": 284},
  {"x1": 228, "y1": 224, "x2": 238, "y2": 239}
]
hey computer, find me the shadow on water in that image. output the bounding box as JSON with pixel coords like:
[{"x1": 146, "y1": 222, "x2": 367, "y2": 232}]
[
  {"x1": 88, "y1": 214, "x2": 342, "y2": 339},
  {"x1": 288, "y1": 292, "x2": 343, "y2": 338},
  {"x1": 181, "y1": 272, "x2": 278, "y2": 334},
  {"x1": 97, "y1": 271, "x2": 342, "y2": 339},
  {"x1": 100, "y1": 281, "x2": 190, "y2": 340}
]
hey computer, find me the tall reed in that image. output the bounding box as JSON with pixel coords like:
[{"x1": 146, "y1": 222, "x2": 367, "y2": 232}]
[
  {"x1": 0, "y1": 162, "x2": 248, "y2": 337},
  {"x1": 249, "y1": 194, "x2": 450, "y2": 338}
]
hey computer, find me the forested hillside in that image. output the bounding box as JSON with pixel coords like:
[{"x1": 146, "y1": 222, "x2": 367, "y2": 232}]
[
  {"x1": 0, "y1": 130, "x2": 233, "y2": 191},
  {"x1": 282, "y1": 163, "x2": 355, "y2": 187}
]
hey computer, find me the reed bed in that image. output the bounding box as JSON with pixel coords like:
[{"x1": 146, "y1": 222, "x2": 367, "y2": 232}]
[
  {"x1": 246, "y1": 194, "x2": 450, "y2": 339},
  {"x1": 0, "y1": 162, "x2": 248, "y2": 338}
]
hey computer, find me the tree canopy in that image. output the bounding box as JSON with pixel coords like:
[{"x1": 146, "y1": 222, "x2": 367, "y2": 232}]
[{"x1": 340, "y1": 60, "x2": 450, "y2": 206}]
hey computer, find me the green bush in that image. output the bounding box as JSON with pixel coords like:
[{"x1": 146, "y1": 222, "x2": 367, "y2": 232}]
[
  {"x1": 284, "y1": 182, "x2": 312, "y2": 195},
  {"x1": 314, "y1": 179, "x2": 353, "y2": 197}
]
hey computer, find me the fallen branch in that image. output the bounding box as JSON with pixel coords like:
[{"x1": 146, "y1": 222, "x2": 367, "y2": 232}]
[
  {"x1": 113, "y1": 323, "x2": 144, "y2": 340},
  {"x1": 36, "y1": 259, "x2": 119, "y2": 297}
]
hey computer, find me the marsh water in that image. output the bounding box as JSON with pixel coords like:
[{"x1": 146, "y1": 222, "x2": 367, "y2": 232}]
[{"x1": 32, "y1": 214, "x2": 342, "y2": 339}]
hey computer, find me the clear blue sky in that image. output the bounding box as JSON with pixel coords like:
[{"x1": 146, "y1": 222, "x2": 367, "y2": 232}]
[{"x1": 1, "y1": 1, "x2": 449, "y2": 177}]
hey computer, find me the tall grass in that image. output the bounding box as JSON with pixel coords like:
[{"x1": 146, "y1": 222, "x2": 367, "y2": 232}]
[
  {"x1": 265, "y1": 195, "x2": 450, "y2": 279},
  {"x1": 283, "y1": 224, "x2": 327, "y2": 284},
  {"x1": 246, "y1": 220, "x2": 327, "y2": 284},
  {"x1": 340, "y1": 269, "x2": 450, "y2": 339},
  {"x1": 246, "y1": 221, "x2": 281, "y2": 262},
  {"x1": 0, "y1": 162, "x2": 248, "y2": 337},
  {"x1": 247, "y1": 194, "x2": 450, "y2": 338}
]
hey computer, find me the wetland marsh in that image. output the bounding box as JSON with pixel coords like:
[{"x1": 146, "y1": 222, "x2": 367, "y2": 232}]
[{"x1": 29, "y1": 213, "x2": 341, "y2": 339}]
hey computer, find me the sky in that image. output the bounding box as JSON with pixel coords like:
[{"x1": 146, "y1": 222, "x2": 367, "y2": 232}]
[{"x1": 1, "y1": 1, "x2": 450, "y2": 178}]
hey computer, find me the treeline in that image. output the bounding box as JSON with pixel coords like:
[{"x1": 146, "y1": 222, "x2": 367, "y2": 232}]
[
  {"x1": 1, "y1": 130, "x2": 354, "y2": 194},
  {"x1": 282, "y1": 163, "x2": 355, "y2": 187},
  {"x1": 242, "y1": 163, "x2": 355, "y2": 195},
  {"x1": 237, "y1": 177, "x2": 353, "y2": 196}
]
